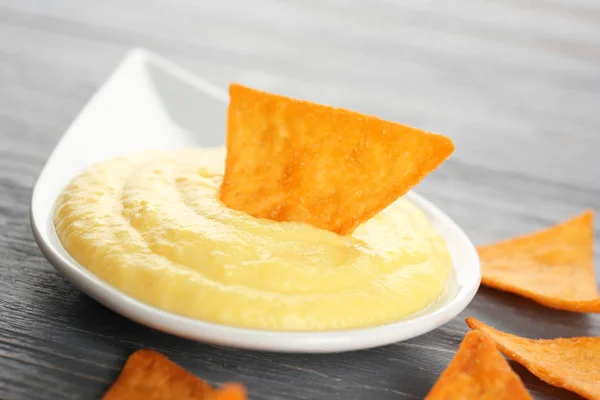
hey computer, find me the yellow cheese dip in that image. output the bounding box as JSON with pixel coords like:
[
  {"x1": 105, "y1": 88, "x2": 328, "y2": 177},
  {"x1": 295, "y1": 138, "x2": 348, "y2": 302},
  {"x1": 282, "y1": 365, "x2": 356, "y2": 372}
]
[{"x1": 54, "y1": 148, "x2": 453, "y2": 331}]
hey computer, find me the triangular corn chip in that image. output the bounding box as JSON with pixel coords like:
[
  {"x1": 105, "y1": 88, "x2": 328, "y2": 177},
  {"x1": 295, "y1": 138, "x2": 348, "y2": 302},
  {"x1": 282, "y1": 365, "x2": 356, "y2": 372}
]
[
  {"x1": 220, "y1": 83, "x2": 454, "y2": 235},
  {"x1": 466, "y1": 317, "x2": 600, "y2": 400},
  {"x1": 425, "y1": 330, "x2": 533, "y2": 400},
  {"x1": 477, "y1": 210, "x2": 600, "y2": 312},
  {"x1": 102, "y1": 349, "x2": 246, "y2": 400}
]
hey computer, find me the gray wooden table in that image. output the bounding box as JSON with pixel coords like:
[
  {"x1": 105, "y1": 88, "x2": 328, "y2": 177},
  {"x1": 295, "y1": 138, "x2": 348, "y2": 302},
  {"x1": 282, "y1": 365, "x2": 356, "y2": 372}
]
[{"x1": 1, "y1": 1, "x2": 599, "y2": 399}]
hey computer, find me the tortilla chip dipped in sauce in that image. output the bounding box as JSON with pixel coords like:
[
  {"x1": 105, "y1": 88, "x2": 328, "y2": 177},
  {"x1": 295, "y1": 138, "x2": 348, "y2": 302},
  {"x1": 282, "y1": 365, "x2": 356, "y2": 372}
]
[
  {"x1": 53, "y1": 84, "x2": 455, "y2": 331},
  {"x1": 221, "y1": 84, "x2": 454, "y2": 235},
  {"x1": 466, "y1": 317, "x2": 600, "y2": 400},
  {"x1": 102, "y1": 349, "x2": 246, "y2": 400},
  {"x1": 424, "y1": 330, "x2": 533, "y2": 400},
  {"x1": 478, "y1": 211, "x2": 599, "y2": 312}
]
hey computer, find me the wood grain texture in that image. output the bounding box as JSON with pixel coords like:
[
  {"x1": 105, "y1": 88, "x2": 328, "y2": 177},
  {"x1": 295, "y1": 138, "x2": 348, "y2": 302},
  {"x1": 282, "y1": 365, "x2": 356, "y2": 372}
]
[{"x1": 0, "y1": 0, "x2": 599, "y2": 399}]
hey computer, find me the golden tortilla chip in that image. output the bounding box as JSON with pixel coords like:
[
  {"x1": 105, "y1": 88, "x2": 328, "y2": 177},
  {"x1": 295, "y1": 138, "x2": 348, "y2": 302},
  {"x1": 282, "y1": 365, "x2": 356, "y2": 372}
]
[
  {"x1": 424, "y1": 330, "x2": 532, "y2": 400},
  {"x1": 102, "y1": 349, "x2": 246, "y2": 400},
  {"x1": 220, "y1": 83, "x2": 454, "y2": 235},
  {"x1": 466, "y1": 317, "x2": 600, "y2": 400},
  {"x1": 477, "y1": 210, "x2": 600, "y2": 312}
]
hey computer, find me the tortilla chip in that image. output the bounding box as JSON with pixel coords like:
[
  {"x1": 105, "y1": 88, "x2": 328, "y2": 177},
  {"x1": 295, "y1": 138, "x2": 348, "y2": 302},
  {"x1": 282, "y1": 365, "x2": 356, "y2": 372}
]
[
  {"x1": 424, "y1": 330, "x2": 533, "y2": 400},
  {"x1": 466, "y1": 317, "x2": 600, "y2": 400},
  {"x1": 477, "y1": 210, "x2": 600, "y2": 312},
  {"x1": 102, "y1": 349, "x2": 246, "y2": 400},
  {"x1": 220, "y1": 83, "x2": 454, "y2": 235}
]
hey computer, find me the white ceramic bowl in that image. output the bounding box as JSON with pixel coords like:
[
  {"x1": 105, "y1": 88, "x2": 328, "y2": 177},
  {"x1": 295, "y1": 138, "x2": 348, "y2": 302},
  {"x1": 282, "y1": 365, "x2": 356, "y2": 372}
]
[{"x1": 30, "y1": 49, "x2": 480, "y2": 353}]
